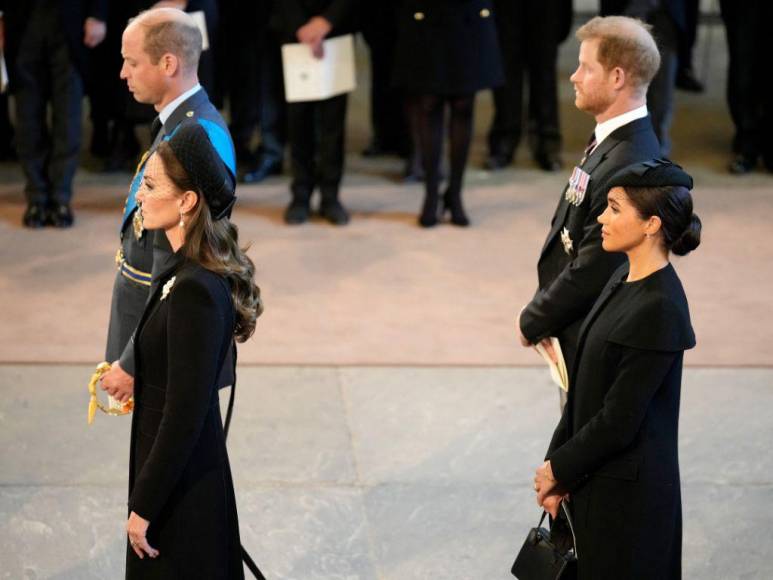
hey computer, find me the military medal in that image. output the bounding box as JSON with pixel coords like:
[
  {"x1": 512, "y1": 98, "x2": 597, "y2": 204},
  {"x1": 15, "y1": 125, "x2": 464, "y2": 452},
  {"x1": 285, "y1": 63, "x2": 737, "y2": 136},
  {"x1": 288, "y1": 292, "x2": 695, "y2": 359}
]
[
  {"x1": 561, "y1": 227, "x2": 574, "y2": 255},
  {"x1": 565, "y1": 167, "x2": 590, "y2": 207}
]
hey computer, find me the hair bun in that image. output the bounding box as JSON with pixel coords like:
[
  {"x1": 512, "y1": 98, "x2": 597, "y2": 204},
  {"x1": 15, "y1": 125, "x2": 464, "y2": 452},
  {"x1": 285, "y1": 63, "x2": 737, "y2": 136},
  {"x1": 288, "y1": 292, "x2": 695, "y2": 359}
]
[{"x1": 671, "y1": 214, "x2": 701, "y2": 256}]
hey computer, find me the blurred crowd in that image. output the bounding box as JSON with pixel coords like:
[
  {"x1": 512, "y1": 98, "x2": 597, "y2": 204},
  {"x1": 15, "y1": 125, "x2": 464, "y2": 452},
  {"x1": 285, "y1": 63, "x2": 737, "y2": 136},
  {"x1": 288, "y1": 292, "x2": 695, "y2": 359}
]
[{"x1": 0, "y1": 0, "x2": 770, "y2": 229}]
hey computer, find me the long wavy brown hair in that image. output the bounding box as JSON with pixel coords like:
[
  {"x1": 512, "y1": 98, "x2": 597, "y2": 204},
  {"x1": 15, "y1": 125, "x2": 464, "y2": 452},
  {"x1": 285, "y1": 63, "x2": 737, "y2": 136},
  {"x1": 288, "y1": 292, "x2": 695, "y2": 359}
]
[{"x1": 156, "y1": 141, "x2": 262, "y2": 342}]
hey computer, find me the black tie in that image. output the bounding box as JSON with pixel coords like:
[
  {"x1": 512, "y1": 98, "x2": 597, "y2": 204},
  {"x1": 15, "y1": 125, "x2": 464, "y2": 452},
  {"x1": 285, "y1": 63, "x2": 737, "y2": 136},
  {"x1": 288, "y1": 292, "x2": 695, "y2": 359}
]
[
  {"x1": 150, "y1": 117, "x2": 163, "y2": 142},
  {"x1": 581, "y1": 132, "x2": 597, "y2": 165}
]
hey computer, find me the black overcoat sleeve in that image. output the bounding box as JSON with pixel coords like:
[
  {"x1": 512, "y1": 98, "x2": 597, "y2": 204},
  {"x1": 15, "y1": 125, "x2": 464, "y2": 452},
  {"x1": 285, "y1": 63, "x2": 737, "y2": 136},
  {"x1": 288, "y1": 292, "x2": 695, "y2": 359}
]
[
  {"x1": 322, "y1": 0, "x2": 356, "y2": 30},
  {"x1": 129, "y1": 277, "x2": 226, "y2": 521},
  {"x1": 548, "y1": 346, "x2": 678, "y2": 490},
  {"x1": 519, "y1": 182, "x2": 622, "y2": 344}
]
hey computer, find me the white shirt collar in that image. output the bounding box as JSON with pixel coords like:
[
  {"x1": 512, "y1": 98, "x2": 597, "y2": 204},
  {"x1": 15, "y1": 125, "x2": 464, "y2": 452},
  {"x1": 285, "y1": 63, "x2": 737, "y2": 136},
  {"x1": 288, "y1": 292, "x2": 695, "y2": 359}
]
[
  {"x1": 158, "y1": 84, "x2": 202, "y2": 126},
  {"x1": 592, "y1": 104, "x2": 649, "y2": 150}
]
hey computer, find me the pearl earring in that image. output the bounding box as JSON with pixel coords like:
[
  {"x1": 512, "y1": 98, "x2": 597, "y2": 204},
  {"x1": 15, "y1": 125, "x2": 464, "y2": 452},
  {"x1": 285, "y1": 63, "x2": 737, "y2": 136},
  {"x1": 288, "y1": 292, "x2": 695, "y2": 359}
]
[{"x1": 179, "y1": 213, "x2": 185, "y2": 228}]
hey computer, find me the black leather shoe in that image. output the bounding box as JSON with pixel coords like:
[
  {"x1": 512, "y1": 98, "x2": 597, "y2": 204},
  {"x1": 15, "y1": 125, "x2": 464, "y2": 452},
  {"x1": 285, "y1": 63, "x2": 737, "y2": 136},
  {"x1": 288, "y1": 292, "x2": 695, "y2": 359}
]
[
  {"x1": 484, "y1": 152, "x2": 512, "y2": 171},
  {"x1": 319, "y1": 200, "x2": 350, "y2": 226},
  {"x1": 243, "y1": 158, "x2": 282, "y2": 184},
  {"x1": 729, "y1": 154, "x2": 757, "y2": 175},
  {"x1": 47, "y1": 201, "x2": 74, "y2": 228},
  {"x1": 22, "y1": 202, "x2": 47, "y2": 228},
  {"x1": 284, "y1": 201, "x2": 310, "y2": 225},
  {"x1": 535, "y1": 151, "x2": 563, "y2": 172},
  {"x1": 676, "y1": 68, "x2": 704, "y2": 93}
]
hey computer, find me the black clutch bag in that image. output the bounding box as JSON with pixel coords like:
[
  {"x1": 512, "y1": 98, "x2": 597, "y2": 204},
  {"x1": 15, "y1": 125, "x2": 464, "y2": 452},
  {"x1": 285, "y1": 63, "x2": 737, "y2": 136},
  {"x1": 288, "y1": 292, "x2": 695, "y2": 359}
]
[{"x1": 511, "y1": 502, "x2": 578, "y2": 580}]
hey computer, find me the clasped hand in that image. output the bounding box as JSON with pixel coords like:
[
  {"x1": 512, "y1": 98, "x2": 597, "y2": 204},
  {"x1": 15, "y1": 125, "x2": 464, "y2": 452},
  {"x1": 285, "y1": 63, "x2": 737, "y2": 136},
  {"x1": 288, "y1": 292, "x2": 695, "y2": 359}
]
[
  {"x1": 533, "y1": 460, "x2": 566, "y2": 519},
  {"x1": 100, "y1": 360, "x2": 134, "y2": 402}
]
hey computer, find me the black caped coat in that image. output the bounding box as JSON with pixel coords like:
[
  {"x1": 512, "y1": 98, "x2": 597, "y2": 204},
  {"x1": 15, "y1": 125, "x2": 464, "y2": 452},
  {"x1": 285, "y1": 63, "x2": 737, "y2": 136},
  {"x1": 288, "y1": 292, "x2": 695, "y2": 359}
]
[
  {"x1": 126, "y1": 258, "x2": 243, "y2": 580},
  {"x1": 392, "y1": 0, "x2": 504, "y2": 95},
  {"x1": 547, "y1": 263, "x2": 695, "y2": 579}
]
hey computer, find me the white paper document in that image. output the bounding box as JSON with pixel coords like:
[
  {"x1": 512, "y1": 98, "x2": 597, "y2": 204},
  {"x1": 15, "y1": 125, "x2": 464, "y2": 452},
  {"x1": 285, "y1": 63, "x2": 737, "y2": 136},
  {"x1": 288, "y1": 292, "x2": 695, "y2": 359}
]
[
  {"x1": 534, "y1": 337, "x2": 569, "y2": 392},
  {"x1": 281, "y1": 34, "x2": 356, "y2": 103},
  {"x1": 0, "y1": 50, "x2": 9, "y2": 94},
  {"x1": 190, "y1": 11, "x2": 210, "y2": 51}
]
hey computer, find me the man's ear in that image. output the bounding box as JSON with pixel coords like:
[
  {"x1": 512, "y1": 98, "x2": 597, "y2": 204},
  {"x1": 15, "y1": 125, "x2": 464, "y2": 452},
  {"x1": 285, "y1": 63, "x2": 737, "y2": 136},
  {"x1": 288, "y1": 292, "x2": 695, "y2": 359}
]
[
  {"x1": 160, "y1": 53, "x2": 180, "y2": 77},
  {"x1": 611, "y1": 66, "x2": 626, "y2": 90}
]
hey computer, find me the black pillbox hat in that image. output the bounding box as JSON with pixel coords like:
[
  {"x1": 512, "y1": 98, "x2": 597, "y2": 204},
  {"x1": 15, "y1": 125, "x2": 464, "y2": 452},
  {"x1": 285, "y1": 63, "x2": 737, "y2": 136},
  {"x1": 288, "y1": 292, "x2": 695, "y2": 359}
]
[
  {"x1": 606, "y1": 158, "x2": 694, "y2": 191},
  {"x1": 166, "y1": 121, "x2": 236, "y2": 220}
]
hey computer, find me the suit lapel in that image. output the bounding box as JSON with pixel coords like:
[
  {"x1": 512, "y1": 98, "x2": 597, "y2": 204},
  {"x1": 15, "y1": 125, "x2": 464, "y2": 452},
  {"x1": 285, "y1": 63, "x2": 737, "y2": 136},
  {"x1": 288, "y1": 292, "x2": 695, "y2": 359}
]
[{"x1": 539, "y1": 117, "x2": 653, "y2": 257}]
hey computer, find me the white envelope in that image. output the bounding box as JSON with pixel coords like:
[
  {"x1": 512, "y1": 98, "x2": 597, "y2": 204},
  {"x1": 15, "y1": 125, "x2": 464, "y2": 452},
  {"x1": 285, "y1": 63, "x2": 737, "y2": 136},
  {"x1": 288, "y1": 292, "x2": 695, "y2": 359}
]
[{"x1": 281, "y1": 34, "x2": 356, "y2": 103}]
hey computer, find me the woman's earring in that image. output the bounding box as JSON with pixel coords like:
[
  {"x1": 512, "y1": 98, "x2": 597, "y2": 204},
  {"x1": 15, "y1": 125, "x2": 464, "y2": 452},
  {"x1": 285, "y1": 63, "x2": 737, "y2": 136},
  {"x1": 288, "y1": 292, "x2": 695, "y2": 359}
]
[{"x1": 179, "y1": 213, "x2": 185, "y2": 228}]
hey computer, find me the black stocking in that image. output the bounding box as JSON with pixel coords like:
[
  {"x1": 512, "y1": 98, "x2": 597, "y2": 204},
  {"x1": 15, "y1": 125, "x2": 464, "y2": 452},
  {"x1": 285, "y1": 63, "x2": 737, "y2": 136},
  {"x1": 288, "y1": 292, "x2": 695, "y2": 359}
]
[{"x1": 445, "y1": 94, "x2": 475, "y2": 224}]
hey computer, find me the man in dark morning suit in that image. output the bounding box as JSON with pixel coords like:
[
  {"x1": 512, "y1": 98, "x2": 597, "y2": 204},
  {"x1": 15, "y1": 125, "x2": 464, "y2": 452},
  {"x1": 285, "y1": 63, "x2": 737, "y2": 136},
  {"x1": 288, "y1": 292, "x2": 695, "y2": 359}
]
[
  {"x1": 273, "y1": 0, "x2": 357, "y2": 226},
  {"x1": 517, "y1": 16, "x2": 661, "y2": 407},
  {"x1": 0, "y1": 0, "x2": 107, "y2": 228},
  {"x1": 486, "y1": 0, "x2": 572, "y2": 172},
  {"x1": 100, "y1": 7, "x2": 236, "y2": 401}
]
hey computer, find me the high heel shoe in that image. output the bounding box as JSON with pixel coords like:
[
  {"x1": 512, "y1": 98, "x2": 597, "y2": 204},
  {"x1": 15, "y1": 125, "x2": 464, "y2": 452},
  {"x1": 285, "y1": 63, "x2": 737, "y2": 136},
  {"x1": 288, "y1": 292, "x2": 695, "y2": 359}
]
[
  {"x1": 418, "y1": 194, "x2": 439, "y2": 228},
  {"x1": 442, "y1": 192, "x2": 470, "y2": 227}
]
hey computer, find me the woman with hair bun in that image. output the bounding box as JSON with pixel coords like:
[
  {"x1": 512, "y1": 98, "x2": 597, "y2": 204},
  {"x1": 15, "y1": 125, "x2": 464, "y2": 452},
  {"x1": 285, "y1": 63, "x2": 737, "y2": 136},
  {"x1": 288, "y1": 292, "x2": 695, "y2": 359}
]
[
  {"x1": 531, "y1": 159, "x2": 700, "y2": 579},
  {"x1": 124, "y1": 121, "x2": 262, "y2": 579}
]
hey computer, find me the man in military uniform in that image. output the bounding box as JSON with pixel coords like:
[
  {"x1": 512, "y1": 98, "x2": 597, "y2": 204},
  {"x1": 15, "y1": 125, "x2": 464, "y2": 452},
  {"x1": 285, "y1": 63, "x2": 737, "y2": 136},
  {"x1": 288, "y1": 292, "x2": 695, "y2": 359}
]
[
  {"x1": 517, "y1": 16, "x2": 661, "y2": 407},
  {"x1": 100, "y1": 7, "x2": 235, "y2": 399}
]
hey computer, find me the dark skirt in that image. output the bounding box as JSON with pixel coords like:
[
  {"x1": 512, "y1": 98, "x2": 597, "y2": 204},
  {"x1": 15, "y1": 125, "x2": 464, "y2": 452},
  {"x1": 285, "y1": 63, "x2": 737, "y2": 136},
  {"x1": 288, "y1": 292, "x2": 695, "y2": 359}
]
[{"x1": 392, "y1": 0, "x2": 505, "y2": 95}]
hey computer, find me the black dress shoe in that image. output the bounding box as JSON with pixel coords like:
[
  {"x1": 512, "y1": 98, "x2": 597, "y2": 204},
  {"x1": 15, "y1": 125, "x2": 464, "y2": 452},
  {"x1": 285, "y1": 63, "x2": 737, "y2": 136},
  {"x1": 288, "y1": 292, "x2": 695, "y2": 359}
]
[
  {"x1": 243, "y1": 158, "x2": 282, "y2": 184},
  {"x1": 22, "y1": 202, "x2": 47, "y2": 228},
  {"x1": 729, "y1": 154, "x2": 757, "y2": 175},
  {"x1": 47, "y1": 201, "x2": 74, "y2": 228},
  {"x1": 535, "y1": 151, "x2": 563, "y2": 172},
  {"x1": 484, "y1": 152, "x2": 512, "y2": 171},
  {"x1": 362, "y1": 140, "x2": 386, "y2": 157},
  {"x1": 284, "y1": 201, "x2": 310, "y2": 225},
  {"x1": 319, "y1": 200, "x2": 350, "y2": 226},
  {"x1": 676, "y1": 68, "x2": 704, "y2": 93}
]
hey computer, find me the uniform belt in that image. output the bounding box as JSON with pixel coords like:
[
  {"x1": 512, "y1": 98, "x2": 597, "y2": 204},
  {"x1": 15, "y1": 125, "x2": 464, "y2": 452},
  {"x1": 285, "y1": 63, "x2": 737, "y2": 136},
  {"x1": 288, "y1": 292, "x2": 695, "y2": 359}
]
[{"x1": 115, "y1": 249, "x2": 151, "y2": 287}]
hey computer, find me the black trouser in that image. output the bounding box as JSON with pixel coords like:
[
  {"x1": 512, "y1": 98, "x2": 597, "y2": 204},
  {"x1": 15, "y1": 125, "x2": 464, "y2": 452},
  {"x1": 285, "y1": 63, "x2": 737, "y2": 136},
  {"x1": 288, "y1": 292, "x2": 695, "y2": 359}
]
[
  {"x1": 646, "y1": 10, "x2": 678, "y2": 157},
  {"x1": 488, "y1": 0, "x2": 561, "y2": 158},
  {"x1": 720, "y1": 0, "x2": 773, "y2": 161},
  {"x1": 288, "y1": 94, "x2": 348, "y2": 203},
  {"x1": 14, "y1": 2, "x2": 83, "y2": 205},
  {"x1": 361, "y1": 7, "x2": 409, "y2": 154},
  {"x1": 677, "y1": 0, "x2": 700, "y2": 71},
  {"x1": 228, "y1": 24, "x2": 286, "y2": 167}
]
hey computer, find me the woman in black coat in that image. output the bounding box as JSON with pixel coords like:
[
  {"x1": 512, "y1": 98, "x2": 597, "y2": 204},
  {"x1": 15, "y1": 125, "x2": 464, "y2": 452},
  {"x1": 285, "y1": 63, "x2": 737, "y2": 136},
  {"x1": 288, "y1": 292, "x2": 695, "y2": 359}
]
[
  {"x1": 393, "y1": 0, "x2": 504, "y2": 227},
  {"x1": 532, "y1": 159, "x2": 701, "y2": 579},
  {"x1": 124, "y1": 122, "x2": 262, "y2": 579}
]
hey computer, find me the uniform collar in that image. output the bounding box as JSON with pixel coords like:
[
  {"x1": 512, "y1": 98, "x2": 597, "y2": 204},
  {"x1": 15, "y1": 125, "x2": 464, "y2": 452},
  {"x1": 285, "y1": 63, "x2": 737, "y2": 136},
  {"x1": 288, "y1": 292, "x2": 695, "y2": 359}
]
[{"x1": 158, "y1": 84, "x2": 202, "y2": 126}]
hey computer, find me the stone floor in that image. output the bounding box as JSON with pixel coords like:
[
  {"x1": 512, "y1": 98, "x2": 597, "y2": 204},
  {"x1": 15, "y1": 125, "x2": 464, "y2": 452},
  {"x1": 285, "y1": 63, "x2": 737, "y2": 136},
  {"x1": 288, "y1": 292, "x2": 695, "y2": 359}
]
[{"x1": 1, "y1": 365, "x2": 771, "y2": 579}]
